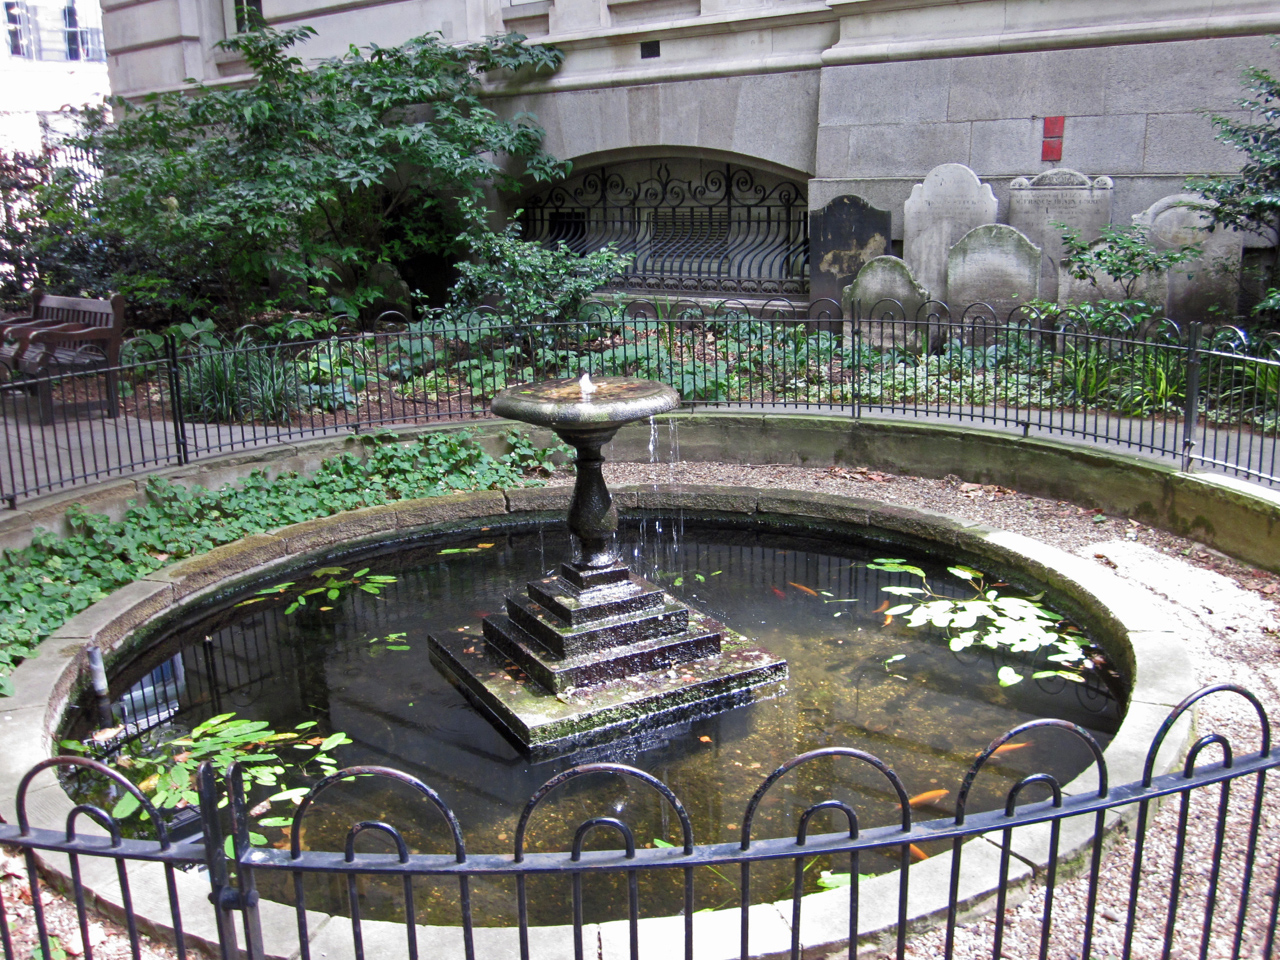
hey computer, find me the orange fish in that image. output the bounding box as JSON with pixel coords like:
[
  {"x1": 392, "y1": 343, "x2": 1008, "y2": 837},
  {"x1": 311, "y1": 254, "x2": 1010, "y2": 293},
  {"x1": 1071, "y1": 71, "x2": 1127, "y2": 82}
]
[
  {"x1": 771, "y1": 587, "x2": 786, "y2": 599},
  {"x1": 788, "y1": 582, "x2": 818, "y2": 597},
  {"x1": 992, "y1": 741, "x2": 1032, "y2": 757},
  {"x1": 898, "y1": 789, "x2": 949, "y2": 809},
  {"x1": 909, "y1": 844, "x2": 929, "y2": 862},
  {"x1": 883, "y1": 614, "x2": 893, "y2": 626},
  {"x1": 873, "y1": 600, "x2": 890, "y2": 614}
]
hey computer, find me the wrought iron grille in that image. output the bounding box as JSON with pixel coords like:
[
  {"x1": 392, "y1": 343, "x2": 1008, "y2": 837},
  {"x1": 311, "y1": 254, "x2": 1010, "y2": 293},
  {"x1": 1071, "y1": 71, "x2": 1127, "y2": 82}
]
[{"x1": 520, "y1": 165, "x2": 810, "y2": 299}]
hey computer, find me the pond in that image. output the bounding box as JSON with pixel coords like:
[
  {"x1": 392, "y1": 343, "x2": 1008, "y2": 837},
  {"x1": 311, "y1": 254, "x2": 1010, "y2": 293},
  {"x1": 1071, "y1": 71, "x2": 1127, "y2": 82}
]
[{"x1": 68, "y1": 517, "x2": 1124, "y2": 925}]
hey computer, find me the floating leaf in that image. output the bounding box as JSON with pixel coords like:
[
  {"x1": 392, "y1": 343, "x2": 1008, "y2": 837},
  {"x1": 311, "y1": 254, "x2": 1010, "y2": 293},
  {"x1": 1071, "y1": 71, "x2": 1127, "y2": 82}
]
[
  {"x1": 1032, "y1": 670, "x2": 1085, "y2": 682},
  {"x1": 997, "y1": 666, "x2": 1023, "y2": 687},
  {"x1": 816, "y1": 870, "x2": 874, "y2": 889},
  {"x1": 112, "y1": 791, "x2": 141, "y2": 820}
]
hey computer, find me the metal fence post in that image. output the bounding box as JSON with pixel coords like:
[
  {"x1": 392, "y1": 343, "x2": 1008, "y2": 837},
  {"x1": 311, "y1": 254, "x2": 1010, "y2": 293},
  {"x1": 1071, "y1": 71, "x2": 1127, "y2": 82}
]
[
  {"x1": 1182, "y1": 321, "x2": 1202, "y2": 472},
  {"x1": 197, "y1": 764, "x2": 241, "y2": 960},
  {"x1": 227, "y1": 765, "x2": 267, "y2": 960},
  {"x1": 164, "y1": 335, "x2": 191, "y2": 466},
  {"x1": 850, "y1": 298, "x2": 861, "y2": 420}
]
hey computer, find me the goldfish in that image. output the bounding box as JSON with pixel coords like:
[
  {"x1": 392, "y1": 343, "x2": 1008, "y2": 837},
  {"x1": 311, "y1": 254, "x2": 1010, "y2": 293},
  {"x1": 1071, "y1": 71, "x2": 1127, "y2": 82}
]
[
  {"x1": 771, "y1": 587, "x2": 786, "y2": 599},
  {"x1": 883, "y1": 614, "x2": 893, "y2": 626},
  {"x1": 873, "y1": 600, "x2": 890, "y2": 614},
  {"x1": 897, "y1": 789, "x2": 950, "y2": 809},
  {"x1": 698, "y1": 735, "x2": 713, "y2": 743},
  {"x1": 909, "y1": 844, "x2": 929, "y2": 862},
  {"x1": 788, "y1": 582, "x2": 819, "y2": 597},
  {"x1": 991, "y1": 741, "x2": 1032, "y2": 757}
]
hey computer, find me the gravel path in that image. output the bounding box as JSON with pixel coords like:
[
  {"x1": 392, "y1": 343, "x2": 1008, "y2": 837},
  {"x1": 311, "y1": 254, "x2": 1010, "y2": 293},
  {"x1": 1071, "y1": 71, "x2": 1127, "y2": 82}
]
[{"x1": 4, "y1": 462, "x2": 1278, "y2": 960}]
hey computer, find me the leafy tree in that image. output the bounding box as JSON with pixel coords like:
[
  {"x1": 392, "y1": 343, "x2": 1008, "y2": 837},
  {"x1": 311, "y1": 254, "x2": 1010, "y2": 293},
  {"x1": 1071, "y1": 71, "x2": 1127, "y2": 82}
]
[
  {"x1": 446, "y1": 207, "x2": 630, "y2": 327},
  {"x1": 1059, "y1": 222, "x2": 1202, "y2": 303},
  {"x1": 1187, "y1": 48, "x2": 1280, "y2": 317},
  {"x1": 57, "y1": 26, "x2": 568, "y2": 321},
  {"x1": 0, "y1": 150, "x2": 51, "y2": 310}
]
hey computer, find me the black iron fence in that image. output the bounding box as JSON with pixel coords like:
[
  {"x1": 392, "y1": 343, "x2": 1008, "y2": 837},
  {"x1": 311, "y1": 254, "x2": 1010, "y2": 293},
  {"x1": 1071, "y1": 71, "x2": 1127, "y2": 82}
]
[
  {"x1": 1, "y1": 684, "x2": 1276, "y2": 960},
  {"x1": 2, "y1": 298, "x2": 1280, "y2": 504}
]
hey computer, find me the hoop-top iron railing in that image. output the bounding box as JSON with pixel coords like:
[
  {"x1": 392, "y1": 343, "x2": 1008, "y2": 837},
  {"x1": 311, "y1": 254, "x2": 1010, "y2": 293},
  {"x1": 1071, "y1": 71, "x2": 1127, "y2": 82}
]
[
  {"x1": 2, "y1": 297, "x2": 1280, "y2": 504},
  {"x1": 1, "y1": 684, "x2": 1276, "y2": 960}
]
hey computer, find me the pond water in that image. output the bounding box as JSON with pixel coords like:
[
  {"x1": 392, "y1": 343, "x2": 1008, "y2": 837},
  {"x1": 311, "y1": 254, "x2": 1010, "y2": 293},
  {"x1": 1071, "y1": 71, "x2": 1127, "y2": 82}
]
[{"x1": 71, "y1": 518, "x2": 1124, "y2": 925}]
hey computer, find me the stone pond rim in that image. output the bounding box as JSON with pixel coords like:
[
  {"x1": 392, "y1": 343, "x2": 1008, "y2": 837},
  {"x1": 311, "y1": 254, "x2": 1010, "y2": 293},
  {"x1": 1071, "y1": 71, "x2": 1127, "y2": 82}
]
[{"x1": 0, "y1": 483, "x2": 1198, "y2": 960}]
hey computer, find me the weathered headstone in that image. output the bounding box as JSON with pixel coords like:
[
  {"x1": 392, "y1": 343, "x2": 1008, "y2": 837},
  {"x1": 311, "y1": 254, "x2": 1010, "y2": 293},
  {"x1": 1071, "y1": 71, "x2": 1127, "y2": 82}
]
[
  {"x1": 1008, "y1": 168, "x2": 1114, "y2": 302},
  {"x1": 808, "y1": 195, "x2": 891, "y2": 311},
  {"x1": 946, "y1": 224, "x2": 1041, "y2": 323},
  {"x1": 842, "y1": 256, "x2": 930, "y2": 349},
  {"x1": 903, "y1": 163, "x2": 998, "y2": 304},
  {"x1": 1133, "y1": 193, "x2": 1244, "y2": 322}
]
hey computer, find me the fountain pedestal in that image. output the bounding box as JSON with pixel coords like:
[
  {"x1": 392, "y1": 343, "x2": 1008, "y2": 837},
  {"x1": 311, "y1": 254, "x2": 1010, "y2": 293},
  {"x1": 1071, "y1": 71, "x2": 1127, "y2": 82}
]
[{"x1": 427, "y1": 376, "x2": 786, "y2": 758}]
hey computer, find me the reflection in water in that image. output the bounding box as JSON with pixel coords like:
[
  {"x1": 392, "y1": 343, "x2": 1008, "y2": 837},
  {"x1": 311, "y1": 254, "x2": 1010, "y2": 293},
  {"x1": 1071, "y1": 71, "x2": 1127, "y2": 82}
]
[{"x1": 80, "y1": 520, "x2": 1124, "y2": 925}]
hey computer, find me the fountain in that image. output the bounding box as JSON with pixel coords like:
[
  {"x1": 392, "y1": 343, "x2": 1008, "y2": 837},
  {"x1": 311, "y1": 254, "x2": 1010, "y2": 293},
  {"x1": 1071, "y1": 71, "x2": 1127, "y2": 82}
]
[{"x1": 427, "y1": 376, "x2": 788, "y2": 757}]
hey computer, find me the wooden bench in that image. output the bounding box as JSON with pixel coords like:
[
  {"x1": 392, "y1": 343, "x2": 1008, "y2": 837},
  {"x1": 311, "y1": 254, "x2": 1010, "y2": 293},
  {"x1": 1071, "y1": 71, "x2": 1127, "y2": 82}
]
[{"x1": 0, "y1": 291, "x2": 126, "y2": 424}]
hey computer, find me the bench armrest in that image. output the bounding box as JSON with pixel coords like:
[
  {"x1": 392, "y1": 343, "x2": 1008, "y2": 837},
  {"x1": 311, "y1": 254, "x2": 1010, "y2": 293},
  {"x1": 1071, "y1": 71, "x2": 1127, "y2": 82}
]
[
  {"x1": 26, "y1": 325, "x2": 112, "y2": 344},
  {"x1": 0, "y1": 318, "x2": 58, "y2": 338}
]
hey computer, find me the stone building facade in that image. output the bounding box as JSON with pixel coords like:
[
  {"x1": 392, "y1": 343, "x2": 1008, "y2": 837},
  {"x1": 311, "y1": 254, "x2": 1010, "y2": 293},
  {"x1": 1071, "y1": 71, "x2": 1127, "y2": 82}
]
[{"x1": 98, "y1": 0, "x2": 1280, "y2": 307}]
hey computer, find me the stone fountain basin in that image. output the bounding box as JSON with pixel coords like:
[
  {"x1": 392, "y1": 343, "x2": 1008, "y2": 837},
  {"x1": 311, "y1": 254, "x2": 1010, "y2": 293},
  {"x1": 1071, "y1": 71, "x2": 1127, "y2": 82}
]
[
  {"x1": 490, "y1": 377, "x2": 680, "y2": 431},
  {"x1": 0, "y1": 485, "x2": 1196, "y2": 960}
]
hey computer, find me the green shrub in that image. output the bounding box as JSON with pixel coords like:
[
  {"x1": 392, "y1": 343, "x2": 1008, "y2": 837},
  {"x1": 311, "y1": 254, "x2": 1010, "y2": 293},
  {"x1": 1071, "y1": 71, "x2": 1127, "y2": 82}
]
[{"x1": 0, "y1": 430, "x2": 562, "y2": 696}]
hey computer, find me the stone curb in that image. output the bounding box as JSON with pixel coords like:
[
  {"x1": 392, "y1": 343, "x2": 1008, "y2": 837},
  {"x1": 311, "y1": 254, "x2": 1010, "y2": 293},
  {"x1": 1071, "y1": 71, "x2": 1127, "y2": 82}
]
[{"x1": 0, "y1": 485, "x2": 1198, "y2": 960}]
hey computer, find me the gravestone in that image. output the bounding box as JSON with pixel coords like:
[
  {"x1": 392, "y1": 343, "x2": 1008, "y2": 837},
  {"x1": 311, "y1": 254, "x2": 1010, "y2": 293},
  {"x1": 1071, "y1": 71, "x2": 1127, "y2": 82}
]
[
  {"x1": 1008, "y1": 168, "x2": 1114, "y2": 302},
  {"x1": 808, "y1": 195, "x2": 891, "y2": 312},
  {"x1": 1133, "y1": 194, "x2": 1244, "y2": 322},
  {"x1": 842, "y1": 256, "x2": 930, "y2": 349},
  {"x1": 946, "y1": 224, "x2": 1041, "y2": 324},
  {"x1": 903, "y1": 163, "x2": 998, "y2": 304}
]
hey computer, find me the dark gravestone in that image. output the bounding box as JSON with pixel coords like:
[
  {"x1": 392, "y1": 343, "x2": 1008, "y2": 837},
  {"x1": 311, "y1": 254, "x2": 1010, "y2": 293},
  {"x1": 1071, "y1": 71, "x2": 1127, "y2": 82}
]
[{"x1": 809, "y1": 195, "x2": 891, "y2": 312}]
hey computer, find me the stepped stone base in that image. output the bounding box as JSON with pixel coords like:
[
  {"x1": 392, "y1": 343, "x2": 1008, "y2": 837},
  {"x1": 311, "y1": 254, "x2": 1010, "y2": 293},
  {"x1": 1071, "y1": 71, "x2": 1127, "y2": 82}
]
[
  {"x1": 428, "y1": 628, "x2": 786, "y2": 759},
  {"x1": 428, "y1": 558, "x2": 788, "y2": 758}
]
